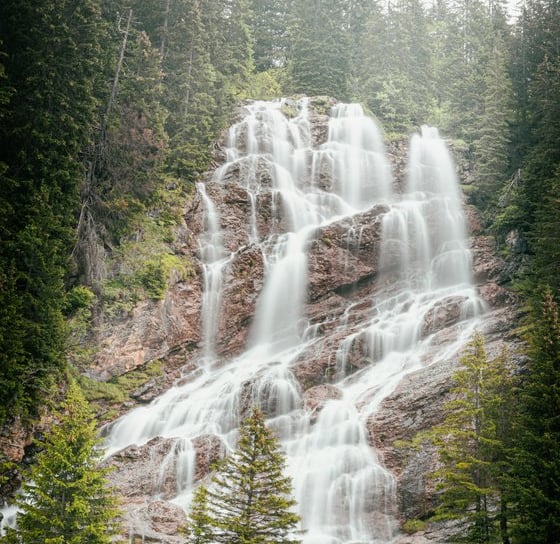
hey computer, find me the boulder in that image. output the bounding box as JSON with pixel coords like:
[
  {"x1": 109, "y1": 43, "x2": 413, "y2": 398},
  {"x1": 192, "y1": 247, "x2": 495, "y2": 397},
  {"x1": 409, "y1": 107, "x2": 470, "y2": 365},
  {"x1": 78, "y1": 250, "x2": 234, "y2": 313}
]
[
  {"x1": 106, "y1": 434, "x2": 225, "y2": 502},
  {"x1": 192, "y1": 434, "x2": 226, "y2": 481},
  {"x1": 421, "y1": 296, "x2": 469, "y2": 337}
]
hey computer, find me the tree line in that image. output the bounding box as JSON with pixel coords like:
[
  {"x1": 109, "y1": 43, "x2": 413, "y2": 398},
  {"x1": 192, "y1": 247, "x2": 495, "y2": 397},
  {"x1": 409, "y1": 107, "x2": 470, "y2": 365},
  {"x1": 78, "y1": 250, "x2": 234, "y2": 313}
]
[
  {"x1": 0, "y1": 0, "x2": 558, "y2": 428},
  {"x1": 0, "y1": 0, "x2": 558, "y2": 540}
]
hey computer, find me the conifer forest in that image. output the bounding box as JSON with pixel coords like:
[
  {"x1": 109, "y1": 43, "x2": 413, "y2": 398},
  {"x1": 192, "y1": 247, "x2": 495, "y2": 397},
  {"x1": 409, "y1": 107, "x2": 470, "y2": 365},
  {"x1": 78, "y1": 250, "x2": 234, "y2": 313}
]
[{"x1": 0, "y1": 0, "x2": 559, "y2": 542}]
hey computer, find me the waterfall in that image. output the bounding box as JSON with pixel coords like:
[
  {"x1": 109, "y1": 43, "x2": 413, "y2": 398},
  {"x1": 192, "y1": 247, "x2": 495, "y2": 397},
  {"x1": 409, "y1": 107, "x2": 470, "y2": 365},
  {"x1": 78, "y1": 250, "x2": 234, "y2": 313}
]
[{"x1": 103, "y1": 100, "x2": 484, "y2": 543}]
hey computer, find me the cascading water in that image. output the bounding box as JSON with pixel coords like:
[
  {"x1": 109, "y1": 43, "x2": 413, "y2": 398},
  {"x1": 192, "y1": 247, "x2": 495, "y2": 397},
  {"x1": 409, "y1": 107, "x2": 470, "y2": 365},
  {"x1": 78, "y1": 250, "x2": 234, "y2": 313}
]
[{"x1": 102, "y1": 100, "x2": 484, "y2": 544}]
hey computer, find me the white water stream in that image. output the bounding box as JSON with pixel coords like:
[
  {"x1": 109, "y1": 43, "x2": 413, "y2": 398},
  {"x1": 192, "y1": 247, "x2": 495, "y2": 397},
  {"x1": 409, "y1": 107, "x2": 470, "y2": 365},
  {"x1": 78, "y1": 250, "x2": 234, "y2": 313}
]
[{"x1": 3, "y1": 100, "x2": 483, "y2": 543}]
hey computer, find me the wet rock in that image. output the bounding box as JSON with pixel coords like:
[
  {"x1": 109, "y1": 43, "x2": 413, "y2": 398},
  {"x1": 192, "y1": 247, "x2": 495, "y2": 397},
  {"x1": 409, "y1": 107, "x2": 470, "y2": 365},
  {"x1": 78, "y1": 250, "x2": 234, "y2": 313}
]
[
  {"x1": 192, "y1": 434, "x2": 226, "y2": 481},
  {"x1": 92, "y1": 277, "x2": 202, "y2": 381},
  {"x1": 126, "y1": 500, "x2": 186, "y2": 544},
  {"x1": 368, "y1": 371, "x2": 451, "y2": 520},
  {"x1": 292, "y1": 338, "x2": 341, "y2": 390},
  {"x1": 421, "y1": 296, "x2": 469, "y2": 336},
  {"x1": 471, "y1": 236, "x2": 504, "y2": 283},
  {"x1": 216, "y1": 245, "x2": 265, "y2": 357},
  {"x1": 311, "y1": 118, "x2": 330, "y2": 148},
  {"x1": 465, "y1": 204, "x2": 483, "y2": 236},
  {"x1": 387, "y1": 139, "x2": 409, "y2": 191},
  {"x1": 106, "y1": 437, "x2": 178, "y2": 499},
  {"x1": 307, "y1": 206, "x2": 387, "y2": 301},
  {"x1": 106, "y1": 433, "x2": 226, "y2": 504},
  {"x1": 304, "y1": 384, "x2": 343, "y2": 421},
  {"x1": 479, "y1": 282, "x2": 519, "y2": 308}
]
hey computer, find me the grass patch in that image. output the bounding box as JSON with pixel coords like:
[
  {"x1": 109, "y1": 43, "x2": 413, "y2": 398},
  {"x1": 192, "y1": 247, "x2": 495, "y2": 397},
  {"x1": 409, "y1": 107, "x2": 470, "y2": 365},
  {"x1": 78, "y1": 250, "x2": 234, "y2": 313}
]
[
  {"x1": 460, "y1": 183, "x2": 478, "y2": 195},
  {"x1": 79, "y1": 359, "x2": 164, "y2": 410},
  {"x1": 402, "y1": 519, "x2": 427, "y2": 534},
  {"x1": 79, "y1": 376, "x2": 127, "y2": 404}
]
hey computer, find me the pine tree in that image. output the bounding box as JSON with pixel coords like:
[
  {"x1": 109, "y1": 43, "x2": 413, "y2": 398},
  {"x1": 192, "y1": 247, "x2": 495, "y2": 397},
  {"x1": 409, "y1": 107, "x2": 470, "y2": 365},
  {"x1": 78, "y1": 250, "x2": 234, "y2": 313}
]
[
  {"x1": 425, "y1": 333, "x2": 516, "y2": 542},
  {"x1": 183, "y1": 408, "x2": 300, "y2": 544},
  {"x1": 473, "y1": 37, "x2": 513, "y2": 208},
  {"x1": 0, "y1": 382, "x2": 120, "y2": 544},
  {"x1": 248, "y1": 0, "x2": 291, "y2": 72},
  {"x1": 287, "y1": 0, "x2": 349, "y2": 99},
  {"x1": 184, "y1": 486, "x2": 214, "y2": 544},
  {"x1": 0, "y1": 0, "x2": 107, "y2": 424},
  {"x1": 509, "y1": 290, "x2": 560, "y2": 543}
]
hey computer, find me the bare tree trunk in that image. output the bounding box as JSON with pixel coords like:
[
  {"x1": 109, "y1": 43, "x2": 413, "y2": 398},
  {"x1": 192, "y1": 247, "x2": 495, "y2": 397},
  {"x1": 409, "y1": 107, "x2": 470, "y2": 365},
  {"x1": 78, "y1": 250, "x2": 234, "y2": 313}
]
[
  {"x1": 161, "y1": 0, "x2": 171, "y2": 58},
  {"x1": 106, "y1": 9, "x2": 133, "y2": 121},
  {"x1": 184, "y1": 47, "x2": 194, "y2": 118}
]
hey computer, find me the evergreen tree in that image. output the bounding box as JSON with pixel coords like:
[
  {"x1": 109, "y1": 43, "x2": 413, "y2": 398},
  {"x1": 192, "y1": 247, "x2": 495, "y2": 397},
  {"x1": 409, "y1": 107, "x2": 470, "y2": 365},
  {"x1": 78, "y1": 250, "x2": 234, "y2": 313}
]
[
  {"x1": 443, "y1": 0, "x2": 494, "y2": 143},
  {"x1": 509, "y1": 290, "x2": 560, "y2": 543},
  {"x1": 473, "y1": 37, "x2": 513, "y2": 208},
  {"x1": 183, "y1": 408, "x2": 300, "y2": 544},
  {"x1": 423, "y1": 333, "x2": 516, "y2": 542},
  {"x1": 287, "y1": 0, "x2": 349, "y2": 99},
  {"x1": 248, "y1": 0, "x2": 291, "y2": 71},
  {"x1": 0, "y1": 382, "x2": 120, "y2": 544},
  {"x1": 184, "y1": 486, "x2": 214, "y2": 544},
  {"x1": 0, "y1": 0, "x2": 106, "y2": 424},
  {"x1": 367, "y1": 0, "x2": 433, "y2": 132},
  {"x1": 75, "y1": 7, "x2": 168, "y2": 288}
]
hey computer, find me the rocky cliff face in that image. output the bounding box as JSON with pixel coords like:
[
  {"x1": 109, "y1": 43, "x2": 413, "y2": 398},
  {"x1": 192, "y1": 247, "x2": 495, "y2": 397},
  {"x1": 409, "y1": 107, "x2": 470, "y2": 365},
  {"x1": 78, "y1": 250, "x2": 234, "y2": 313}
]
[
  {"x1": 94, "y1": 100, "x2": 519, "y2": 542},
  {"x1": 0, "y1": 99, "x2": 521, "y2": 541}
]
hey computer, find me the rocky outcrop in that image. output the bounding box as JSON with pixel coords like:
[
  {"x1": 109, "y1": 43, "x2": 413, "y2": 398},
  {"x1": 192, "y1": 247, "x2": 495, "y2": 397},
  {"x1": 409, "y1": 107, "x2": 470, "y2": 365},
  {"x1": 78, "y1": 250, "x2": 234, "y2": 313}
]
[
  {"x1": 215, "y1": 245, "x2": 265, "y2": 357},
  {"x1": 106, "y1": 434, "x2": 225, "y2": 500},
  {"x1": 91, "y1": 277, "x2": 202, "y2": 381},
  {"x1": 126, "y1": 501, "x2": 186, "y2": 544},
  {"x1": 367, "y1": 305, "x2": 524, "y2": 533},
  {"x1": 304, "y1": 384, "x2": 343, "y2": 421},
  {"x1": 60, "y1": 100, "x2": 520, "y2": 543},
  {"x1": 105, "y1": 434, "x2": 225, "y2": 542}
]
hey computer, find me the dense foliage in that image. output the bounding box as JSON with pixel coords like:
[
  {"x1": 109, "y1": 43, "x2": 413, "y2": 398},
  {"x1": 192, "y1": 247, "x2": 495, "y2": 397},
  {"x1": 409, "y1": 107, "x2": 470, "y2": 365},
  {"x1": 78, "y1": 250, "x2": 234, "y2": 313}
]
[
  {"x1": 414, "y1": 333, "x2": 516, "y2": 542},
  {"x1": 183, "y1": 408, "x2": 300, "y2": 544},
  {"x1": 0, "y1": 0, "x2": 106, "y2": 425},
  {"x1": 0, "y1": 382, "x2": 120, "y2": 543},
  {"x1": 0, "y1": 0, "x2": 559, "y2": 540},
  {"x1": 509, "y1": 291, "x2": 560, "y2": 542}
]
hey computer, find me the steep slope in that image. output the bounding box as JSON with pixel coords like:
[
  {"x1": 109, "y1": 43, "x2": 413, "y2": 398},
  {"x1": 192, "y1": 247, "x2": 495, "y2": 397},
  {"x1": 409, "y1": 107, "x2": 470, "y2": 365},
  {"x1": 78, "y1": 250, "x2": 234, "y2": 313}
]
[{"x1": 93, "y1": 98, "x2": 518, "y2": 543}]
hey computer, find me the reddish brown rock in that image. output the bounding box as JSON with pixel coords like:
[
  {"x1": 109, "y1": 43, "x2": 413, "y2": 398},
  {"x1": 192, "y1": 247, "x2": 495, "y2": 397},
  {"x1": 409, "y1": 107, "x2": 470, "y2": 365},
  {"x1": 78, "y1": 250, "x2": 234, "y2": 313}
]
[
  {"x1": 192, "y1": 434, "x2": 225, "y2": 481},
  {"x1": 304, "y1": 384, "x2": 343, "y2": 421},
  {"x1": 465, "y1": 204, "x2": 484, "y2": 236},
  {"x1": 92, "y1": 276, "x2": 202, "y2": 381},
  {"x1": 106, "y1": 437, "x2": 178, "y2": 499},
  {"x1": 421, "y1": 296, "x2": 469, "y2": 337},
  {"x1": 126, "y1": 500, "x2": 186, "y2": 544},
  {"x1": 479, "y1": 282, "x2": 519, "y2": 308},
  {"x1": 471, "y1": 235, "x2": 505, "y2": 283},
  {"x1": 106, "y1": 433, "x2": 225, "y2": 503},
  {"x1": 215, "y1": 245, "x2": 265, "y2": 357}
]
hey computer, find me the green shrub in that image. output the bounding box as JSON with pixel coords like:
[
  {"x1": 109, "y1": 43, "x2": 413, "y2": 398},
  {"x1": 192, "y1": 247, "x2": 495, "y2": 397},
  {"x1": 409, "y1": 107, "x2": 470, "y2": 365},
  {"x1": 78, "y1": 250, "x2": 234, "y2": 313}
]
[
  {"x1": 136, "y1": 254, "x2": 191, "y2": 300},
  {"x1": 402, "y1": 519, "x2": 427, "y2": 534},
  {"x1": 65, "y1": 285, "x2": 96, "y2": 314}
]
